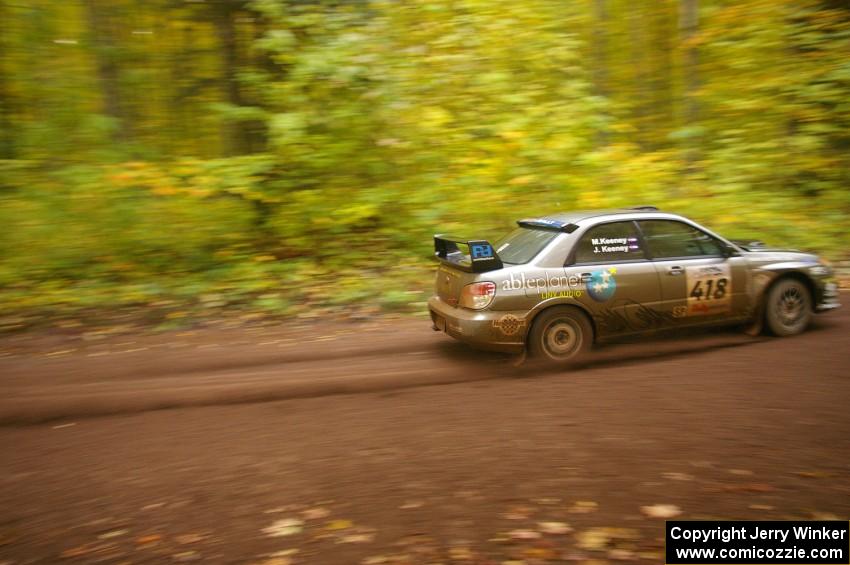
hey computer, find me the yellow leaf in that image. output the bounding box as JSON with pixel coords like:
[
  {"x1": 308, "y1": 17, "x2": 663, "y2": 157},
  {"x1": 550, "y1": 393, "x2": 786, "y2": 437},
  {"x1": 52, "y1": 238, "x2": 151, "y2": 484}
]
[{"x1": 325, "y1": 519, "x2": 353, "y2": 531}]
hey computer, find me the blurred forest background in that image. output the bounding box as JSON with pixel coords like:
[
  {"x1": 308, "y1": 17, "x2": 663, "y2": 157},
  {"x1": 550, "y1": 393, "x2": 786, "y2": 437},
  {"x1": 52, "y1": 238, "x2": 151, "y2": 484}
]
[{"x1": 1, "y1": 0, "x2": 849, "y2": 330}]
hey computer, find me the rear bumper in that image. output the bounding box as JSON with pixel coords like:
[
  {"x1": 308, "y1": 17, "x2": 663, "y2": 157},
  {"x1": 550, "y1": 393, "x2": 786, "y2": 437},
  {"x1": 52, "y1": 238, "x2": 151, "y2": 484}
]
[
  {"x1": 815, "y1": 281, "x2": 841, "y2": 312},
  {"x1": 428, "y1": 296, "x2": 526, "y2": 353}
]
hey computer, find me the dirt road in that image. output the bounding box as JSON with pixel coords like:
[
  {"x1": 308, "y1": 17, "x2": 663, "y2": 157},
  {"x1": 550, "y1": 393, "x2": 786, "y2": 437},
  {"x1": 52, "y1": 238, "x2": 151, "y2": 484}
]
[{"x1": 1, "y1": 303, "x2": 849, "y2": 564}]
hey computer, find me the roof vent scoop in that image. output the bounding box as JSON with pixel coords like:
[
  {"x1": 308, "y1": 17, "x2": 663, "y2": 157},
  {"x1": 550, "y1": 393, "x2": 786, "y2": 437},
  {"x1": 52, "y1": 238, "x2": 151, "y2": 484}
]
[{"x1": 627, "y1": 205, "x2": 659, "y2": 211}]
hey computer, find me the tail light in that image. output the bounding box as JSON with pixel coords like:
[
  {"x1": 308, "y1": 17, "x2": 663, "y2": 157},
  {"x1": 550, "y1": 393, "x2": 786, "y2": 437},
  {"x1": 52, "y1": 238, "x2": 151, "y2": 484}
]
[{"x1": 459, "y1": 281, "x2": 496, "y2": 310}]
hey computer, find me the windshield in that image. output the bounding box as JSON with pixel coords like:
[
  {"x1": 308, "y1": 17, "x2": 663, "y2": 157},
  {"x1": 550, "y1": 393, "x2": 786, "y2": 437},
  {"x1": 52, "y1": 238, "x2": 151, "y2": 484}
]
[{"x1": 494, "y1": 228, "x2": 559, "y2": 265}]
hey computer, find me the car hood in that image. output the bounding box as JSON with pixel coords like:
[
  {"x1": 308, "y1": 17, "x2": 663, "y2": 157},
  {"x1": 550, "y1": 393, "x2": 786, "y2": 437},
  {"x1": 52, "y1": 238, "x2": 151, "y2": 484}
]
[
  {"x1": 731, "y1": 239, "x2": 818, "y2": 261},
  {"x1": 740, "y1": 248, "x2": 820, "y2": 265}
]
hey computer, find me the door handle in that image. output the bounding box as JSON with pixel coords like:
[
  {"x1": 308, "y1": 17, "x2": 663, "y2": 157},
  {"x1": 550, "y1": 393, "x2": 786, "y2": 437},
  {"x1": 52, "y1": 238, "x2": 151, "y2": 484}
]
[
  {"x1": 580, "y1": 272, "x2": 592, "y2": 282},
  {"x1": 667, "y1": 266, "x2": 684, "y2": 276}
]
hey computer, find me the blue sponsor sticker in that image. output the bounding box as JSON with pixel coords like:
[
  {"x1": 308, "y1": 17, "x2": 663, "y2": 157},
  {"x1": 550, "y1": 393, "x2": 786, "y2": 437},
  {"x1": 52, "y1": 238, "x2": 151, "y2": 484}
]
[
  {"x1": 587, "y1": 267, "x2": 617, "y2": 302},
  {"x1": 471, "y1": 244, "x2": 494, "y2": 259}
]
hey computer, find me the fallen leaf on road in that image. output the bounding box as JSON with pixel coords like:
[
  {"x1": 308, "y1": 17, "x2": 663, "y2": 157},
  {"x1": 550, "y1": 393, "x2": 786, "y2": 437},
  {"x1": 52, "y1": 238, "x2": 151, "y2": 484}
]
[
  {"x1": 569, "y1": 501, "x2": 598, "y2": 514},
  {"x1": 538, "y1": 522, "x2": 572, "y2": 535},
  {"x1": 729, "y1": 469, "x2": 753, "y2": 476},
  {"x1": 266, "y1": 549, "x2": 299, "y2": 558},
  {"x1": 796, "y1": 471, "x2": 831, "y2": 479},
  {"x1": 524, "y1": 547, "x2": 557, "y2": 559},
  {"x1": 325, "y1": 519, "x2": 354, "y2": 531},
  {"x1": 60, "y1": 545, "x2": 92, "y2": 558},
  {"x1": 508, "y1": 529, "x2": 541, "y2": 541},
  {"x1": 264, "y1": 504, "x2": 302, "y2": 514},
  {"x1": 172, "y1": 550, "x2": 201, "y2": 562},
  {"x1": 662, "y1": 472, "x2": 693, "y2": 481},
  {"x1": 809, "y1": 512, "x2": 840, "y2": 520},
  {"x1": 263, "y1": 519, "x2": 304, "y2": 537},
  {"x1": 301, "y1": 507, "x2": 331, "y2": 520},
  {"x1": 98, "y1": 529, "x2": 128, "y2": 539},
  {"x1": 448, "y1": 546, "x2": 476, "y2": 560},
  {"x1": 641, "y1": 504, "x2": 681, "y2": 518},
  {"x1": 576, "y1": 530, "x2": 609, "y2": 551},
  {"x1": 60, "y1": 543, "x2": 123, "y2": 562},
  {"x1": 608, "y1": 548, "x2": 636, "y2": 560},
  {"x1": 576, "y1": 528, "x2": 639, "y2": 551},
  {"x1": 175, "y1": 533, "x2": 206, "y2": 544},
  {"x1": 400, "y1": 500, "x2": 424, "y2": 509},
  {"x1": 340, "y1": 533, "x2": 375, "y2": 544},
  {"x1": 749, "y1": 504, "x2": 775, "y2": 511},
  {"x1": 136, "y1": 534, "x2": 162, "y2": 545}
]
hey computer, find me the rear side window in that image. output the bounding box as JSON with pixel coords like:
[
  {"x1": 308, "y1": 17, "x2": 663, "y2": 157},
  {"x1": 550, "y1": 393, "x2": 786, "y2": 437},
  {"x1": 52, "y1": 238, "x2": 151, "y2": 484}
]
[
  {"x1": 638, "y1": 220, "x2": 723, "y2": 258},
  {"x1": 573, "y1": 221, "x2": 645, "y2": 264},
  {"x1": 495, "y1": 228, "x2": 558, "y2": 265}
]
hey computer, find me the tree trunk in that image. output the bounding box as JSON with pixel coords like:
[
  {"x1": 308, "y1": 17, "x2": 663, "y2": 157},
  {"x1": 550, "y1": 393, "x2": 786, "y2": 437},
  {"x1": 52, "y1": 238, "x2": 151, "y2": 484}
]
[
  {"x1": 680, "y1": 0, "x2": 699, "y2": 169},
  {"x1": 628, "y1": 1, "x2": 646, "y2": 148},
  {"x1": 0, "y1": 0, "x2": 15, "y2": 159},
  {"x1": 83, "y1": 0, "x2": 132, "y2": 143},
  {"x1": 592, "y1": 0, "x2": 608, "y2": 147},
  {"x1": 213, "y1": 0, "x2": 250, "y2": 155}
]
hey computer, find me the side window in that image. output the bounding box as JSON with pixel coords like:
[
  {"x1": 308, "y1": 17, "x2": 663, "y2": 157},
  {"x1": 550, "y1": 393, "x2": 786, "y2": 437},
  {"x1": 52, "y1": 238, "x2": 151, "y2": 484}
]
[
  {"x1": 638, "y1": 220, "x2": 723, "y2": 259},
  {"x1": 573, "y1": 221, "x2": 646, "y2": 264}
]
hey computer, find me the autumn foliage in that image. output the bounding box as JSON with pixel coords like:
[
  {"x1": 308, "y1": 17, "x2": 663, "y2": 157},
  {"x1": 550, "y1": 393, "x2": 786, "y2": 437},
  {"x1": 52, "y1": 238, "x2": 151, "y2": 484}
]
[{"x1": 1, "y1": 0, "x2": 848, "y2": 328}]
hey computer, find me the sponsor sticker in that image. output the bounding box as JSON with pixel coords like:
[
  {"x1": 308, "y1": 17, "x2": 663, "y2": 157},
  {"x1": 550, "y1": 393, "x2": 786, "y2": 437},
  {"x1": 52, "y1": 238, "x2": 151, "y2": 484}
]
[
  {"x1": 493, "y1": 314, "x2": 526, "y2": 336},
  {"x1": 587, "y1": 267, "x2": 617, "y2": 303},
  {"x1": 470, "y1": 243, "x2": 494, "y2": 260}
]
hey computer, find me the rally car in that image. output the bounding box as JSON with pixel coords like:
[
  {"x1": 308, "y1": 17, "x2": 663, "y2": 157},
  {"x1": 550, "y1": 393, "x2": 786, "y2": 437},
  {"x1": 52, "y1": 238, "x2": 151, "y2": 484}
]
[{"x1": 428, "y1": 207, "x2": 840, "y2": 362}]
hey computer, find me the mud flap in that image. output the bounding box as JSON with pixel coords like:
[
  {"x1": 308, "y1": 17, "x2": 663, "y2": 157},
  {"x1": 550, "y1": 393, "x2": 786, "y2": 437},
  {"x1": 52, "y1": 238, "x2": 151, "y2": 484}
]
[{"x1": 744, "y1": 301, "x2": 764, "y2": 336}]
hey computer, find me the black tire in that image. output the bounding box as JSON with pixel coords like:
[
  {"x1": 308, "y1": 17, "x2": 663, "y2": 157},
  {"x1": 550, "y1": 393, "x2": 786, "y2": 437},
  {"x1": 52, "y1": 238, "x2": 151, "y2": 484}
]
[
  {"x1": 528, "y1": 307, "x2": 593, "y2": 363},
  {"x1": 764, "y1": 278, "x2": 812, "y2": 337}
]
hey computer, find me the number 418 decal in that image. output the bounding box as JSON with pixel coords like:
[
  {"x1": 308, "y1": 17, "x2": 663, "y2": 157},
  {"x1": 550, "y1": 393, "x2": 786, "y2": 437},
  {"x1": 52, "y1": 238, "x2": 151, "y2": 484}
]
[
  {"x1": 689, "y1": 277, "x2": 728, "y2": 301},
  {"x1": 685, "y1": 264, "x2": 732, "y2": 316}
]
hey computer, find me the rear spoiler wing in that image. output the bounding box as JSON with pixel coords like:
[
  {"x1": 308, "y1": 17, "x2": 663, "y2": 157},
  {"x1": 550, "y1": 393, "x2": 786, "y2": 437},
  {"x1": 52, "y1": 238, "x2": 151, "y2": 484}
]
[{"x1": 433, "y1": 234, "x2": 504, "y2": 273}]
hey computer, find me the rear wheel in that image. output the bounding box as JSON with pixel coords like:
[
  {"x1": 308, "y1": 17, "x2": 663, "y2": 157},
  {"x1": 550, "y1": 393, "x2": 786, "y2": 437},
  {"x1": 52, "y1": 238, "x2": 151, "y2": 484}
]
[
  {"x1": 528, "y1": 307, "x2": 593, "y2": 363},
  {"x1": 764, "y1": 278, "x2": 812, "y2": 336}
]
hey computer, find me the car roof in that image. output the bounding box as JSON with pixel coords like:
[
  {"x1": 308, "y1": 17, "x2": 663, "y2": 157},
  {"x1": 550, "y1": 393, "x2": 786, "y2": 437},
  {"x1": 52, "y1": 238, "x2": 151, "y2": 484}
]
[
  {"x1": 534, "y1": 207, "x2": 660, "y2": 224},
  {"x1": 517, "y1": 207, "x2": 672, "y2": 232}
]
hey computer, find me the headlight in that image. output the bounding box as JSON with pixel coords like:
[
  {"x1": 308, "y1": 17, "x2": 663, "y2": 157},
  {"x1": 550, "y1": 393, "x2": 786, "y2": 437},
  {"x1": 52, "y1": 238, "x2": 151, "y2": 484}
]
[
  {"x1": 459, "y1": 281, "x2": 496, "y2": 310},
  {"x1": 809, "y1": 265, "x2": 831, "y2": 276}
]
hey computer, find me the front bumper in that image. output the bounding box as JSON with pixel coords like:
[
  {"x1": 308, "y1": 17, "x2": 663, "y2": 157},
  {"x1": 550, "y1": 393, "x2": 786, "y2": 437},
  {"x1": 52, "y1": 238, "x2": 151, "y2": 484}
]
[
  {"x1": 815, "y1": 281, "x2": 841, "y2": 312},
  {"x1": 428, "y1": 296, "x2": 527, "y2": 353}
]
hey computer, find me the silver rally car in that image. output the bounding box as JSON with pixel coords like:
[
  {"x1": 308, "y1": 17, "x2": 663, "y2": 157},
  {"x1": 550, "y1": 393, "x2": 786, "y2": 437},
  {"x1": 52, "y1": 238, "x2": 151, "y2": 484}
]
[{"x1": 428, "y1": 206, "x2": 840, "y2": 362}]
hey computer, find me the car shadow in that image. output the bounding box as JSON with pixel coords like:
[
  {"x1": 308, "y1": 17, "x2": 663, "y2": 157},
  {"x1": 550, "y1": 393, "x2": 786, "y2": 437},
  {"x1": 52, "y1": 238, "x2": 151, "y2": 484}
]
[{"x1": 432, "y1": 315, "x2": 841, "y2": 379}]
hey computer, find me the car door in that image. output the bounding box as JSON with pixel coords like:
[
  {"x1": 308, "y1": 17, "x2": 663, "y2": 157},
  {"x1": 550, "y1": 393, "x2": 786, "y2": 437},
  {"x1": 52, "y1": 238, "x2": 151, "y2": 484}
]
[
  {"x1": 636, "y1": 219, "x2": 748, "y2": 325},
  {"x1": 565, "y1": 220, "x2": 664, "y2": 338}
]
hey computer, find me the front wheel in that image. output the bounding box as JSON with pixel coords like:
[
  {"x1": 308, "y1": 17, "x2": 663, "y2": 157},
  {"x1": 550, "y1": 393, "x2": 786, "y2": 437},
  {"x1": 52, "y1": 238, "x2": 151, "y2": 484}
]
[
  {"x1": 528, "y1": 307, "x2": 593, "y2": 363},
  {"x1": 764, "y1": 278, "x2": 812, "y2": 336}
]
